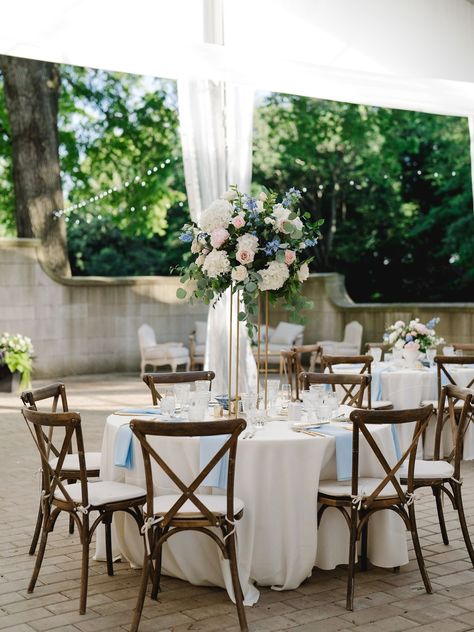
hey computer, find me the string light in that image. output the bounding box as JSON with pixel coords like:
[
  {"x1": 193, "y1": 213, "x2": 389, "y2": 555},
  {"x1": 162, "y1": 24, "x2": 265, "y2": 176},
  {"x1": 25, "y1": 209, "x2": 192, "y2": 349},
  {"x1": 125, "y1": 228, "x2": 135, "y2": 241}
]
[{"x1": 52, "y1": 156, "x2": 181, "y2": 220}]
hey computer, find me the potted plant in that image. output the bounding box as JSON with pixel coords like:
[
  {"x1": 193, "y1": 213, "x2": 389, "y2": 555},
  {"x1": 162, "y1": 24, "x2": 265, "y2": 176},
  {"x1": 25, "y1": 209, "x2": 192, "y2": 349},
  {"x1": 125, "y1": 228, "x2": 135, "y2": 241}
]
[{"x1": 0, "y1": 332, "x2": 34, "y2": 392}]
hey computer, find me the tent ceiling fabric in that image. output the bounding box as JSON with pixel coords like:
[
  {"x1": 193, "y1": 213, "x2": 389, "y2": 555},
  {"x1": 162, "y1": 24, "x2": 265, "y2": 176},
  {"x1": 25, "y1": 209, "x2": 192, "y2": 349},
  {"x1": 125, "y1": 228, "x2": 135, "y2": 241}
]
[{"x1": 1, "y1": 0, "x2": 474, "y2": 116}]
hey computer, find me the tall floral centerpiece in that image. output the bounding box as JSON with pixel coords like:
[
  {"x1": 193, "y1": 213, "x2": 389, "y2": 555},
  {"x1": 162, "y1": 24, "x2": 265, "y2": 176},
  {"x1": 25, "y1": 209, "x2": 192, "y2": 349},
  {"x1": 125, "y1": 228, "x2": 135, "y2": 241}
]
[
  {"x1": 176, "y1": 186, "x2": 323, "y2": 409},
  {"x1": 383, "y1": 317, "x2": 444, "y2": 359},
  {"x1": 0, "y1": 332, "x2": 34, "y2": 391}
]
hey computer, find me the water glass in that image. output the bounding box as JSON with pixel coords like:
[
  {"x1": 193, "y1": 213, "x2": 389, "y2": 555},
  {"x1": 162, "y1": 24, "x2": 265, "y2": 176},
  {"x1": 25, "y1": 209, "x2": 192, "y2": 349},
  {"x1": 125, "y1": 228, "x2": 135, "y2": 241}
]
[
  {"x1": 325, "y1": 392, "x2": 339, "y2": 418},
  {"x1": 279, "y1": 384, "x2": 291, "y2": 410},
  {"x1": 369, "y1": 347, "x2": 383, "y2": 363},
  {"x1": 174, "y1": 383, "x2": 191, "y2": 411},
  {"x1": 443, "y1": 346, "x2": 455, "y2": 356},
  {"x1": 160, "y1": 390, "x2": 176, "y2": 417},
  {"x1": 188, "y1": 392, "x2": 209, "y2": 421},
  {"x1": 195, "y1": 381, "x2": 209, "y2": 392},
  {"x1": 426, "y1": 348, "x2": 436, "y2": 367},
  {"x1": 288, "y1": 401, "x2": 302, "y2": 422},
  {"x1": 250, "y1": 407, "x2": 266, "y2": 429},
  {"x1": 241, "y1": 393, "x2": 255, "y2": 414},
  {"x1": 384, "y1": 352, "x2": 393, "y2": 363}
]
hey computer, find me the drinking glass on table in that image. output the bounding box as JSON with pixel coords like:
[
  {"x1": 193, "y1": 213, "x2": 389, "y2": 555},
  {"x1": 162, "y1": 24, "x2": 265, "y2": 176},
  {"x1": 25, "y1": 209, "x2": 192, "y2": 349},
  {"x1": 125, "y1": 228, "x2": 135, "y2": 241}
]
[
  {"x1": 195, "y1": 381, "x2": 209, "y2": 392},
  {"x1": 160, "y1": 389, "x2": 176, "y2": 417},
  {"x1": 279, "y1": 384, "x2": 291, "y2": 411},
  {"x1": 241, "y1": 393, "x2": 256, "y2": 414},
  {"x1": 369, "y1": 347, "x2": 383, "y2": 363},
  {"x1": 174, "y1": 383, "x2": 191, "y2": 411},
  {"x1": 188, "y1": 392, "x2": 209, "y2": 421},
  {"x1": 426, "y1": 348, "x2": 437, "y2": 368},
  {"x1": 324, "y1": 392, "x2": 339, "y2": 418},
  {"x1": 384, "y1": 352, "x2": 393, "y2": 363}
]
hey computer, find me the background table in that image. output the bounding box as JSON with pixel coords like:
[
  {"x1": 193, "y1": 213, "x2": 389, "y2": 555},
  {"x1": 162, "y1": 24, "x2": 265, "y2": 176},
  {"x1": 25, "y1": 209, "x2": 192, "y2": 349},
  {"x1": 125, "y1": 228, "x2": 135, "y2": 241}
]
[{"x1": 96, "y1": 411, "x2": 408, "y2": 604}]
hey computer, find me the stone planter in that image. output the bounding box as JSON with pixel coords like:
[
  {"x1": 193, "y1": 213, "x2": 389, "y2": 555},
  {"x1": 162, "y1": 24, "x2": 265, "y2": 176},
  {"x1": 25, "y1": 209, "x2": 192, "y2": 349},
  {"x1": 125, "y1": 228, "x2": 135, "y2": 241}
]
[{"x1": 0, "y1": 365, "x2": 20, "y2": 392}]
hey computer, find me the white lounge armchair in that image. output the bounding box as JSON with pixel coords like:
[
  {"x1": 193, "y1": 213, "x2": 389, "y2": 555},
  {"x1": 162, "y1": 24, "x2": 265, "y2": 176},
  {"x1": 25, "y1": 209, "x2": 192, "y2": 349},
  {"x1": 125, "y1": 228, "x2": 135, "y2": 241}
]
[
  {"x1": 253, "y1": 322, "x2": 305, "y2": 371},
  {"x1": 189, "y1": 321, "x2": 207, "y2": 370},
  {"x1": 318, "y1": 320, "x2": 363, "y2": 357},
  {"x1": 138, "y1": 324, "x2": 190, "y2": 376}
]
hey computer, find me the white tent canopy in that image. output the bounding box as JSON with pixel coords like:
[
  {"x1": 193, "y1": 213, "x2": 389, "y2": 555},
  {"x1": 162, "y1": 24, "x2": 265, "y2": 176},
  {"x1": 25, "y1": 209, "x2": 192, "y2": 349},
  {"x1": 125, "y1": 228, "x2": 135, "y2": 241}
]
[{"x1": 2, "y1": 0, "x2": 474, "y2": 117}]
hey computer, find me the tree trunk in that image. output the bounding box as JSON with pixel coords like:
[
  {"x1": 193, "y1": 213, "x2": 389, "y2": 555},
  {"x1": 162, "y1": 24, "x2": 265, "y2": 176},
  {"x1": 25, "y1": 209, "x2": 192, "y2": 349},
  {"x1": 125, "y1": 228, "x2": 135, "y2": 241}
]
[{"x1": 0, "y1": 55, "x2": 70, "y2": 276}]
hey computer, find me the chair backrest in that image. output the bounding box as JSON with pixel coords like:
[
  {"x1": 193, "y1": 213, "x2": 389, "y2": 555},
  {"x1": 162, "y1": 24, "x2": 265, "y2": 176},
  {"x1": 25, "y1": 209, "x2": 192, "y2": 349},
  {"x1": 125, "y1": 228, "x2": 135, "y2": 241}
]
[
  {"x1": 434, "y1": 355, "x2": 474, "y2": 401},
  {"x1": 434, "y1": 385, "x2": 474, "y2": 477},
  {"x1": 299, "y1": 371, "x2": 371, "y2": 407},
  {"x1": 284, "y1": 344, "x2": 322, "y2": 400},
  {"x1": 343, "y1": 321, "x2": 363, "y2": 350},
  {"x1": 453, "y1": 344, "x2": 474, "y2": 356},
  {"x1": 349, "y1": 405, "x2": 433, "y2": 508},
  {"x1": 365, "y1": 342, "x2": 390, "y2": 360},
  {"x1": 138, "y1": 324, "x2": 156, "y2": 352},
  {"x1": 21, "y1": 406, "x2": 88, "y2": 510},
  {"x1": 130, "y1": 417, "x2": 246, "y2": 526},
  {"x1": 322, "y1": 355, "x2": 374, "y2": 407},
  {"x1": 143, "y1": 370, "x2": 215, "y2": 404},
  {"x1": 20, "y1": 383, "x2": 69, "y2": 459},
  {"x1": 20, "y1": 382, "x2": 69, "y2": 412}
]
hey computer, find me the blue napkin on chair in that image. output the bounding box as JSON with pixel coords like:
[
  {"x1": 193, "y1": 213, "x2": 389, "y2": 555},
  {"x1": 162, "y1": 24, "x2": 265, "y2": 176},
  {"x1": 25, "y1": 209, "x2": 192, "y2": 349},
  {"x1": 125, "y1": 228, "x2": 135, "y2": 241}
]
[
  {"x1": 199, "y1": 435, "x2": 230, "y2": 489},
  {"x1": 114, "y1": 425, "x2": 134, "y2": 468}
]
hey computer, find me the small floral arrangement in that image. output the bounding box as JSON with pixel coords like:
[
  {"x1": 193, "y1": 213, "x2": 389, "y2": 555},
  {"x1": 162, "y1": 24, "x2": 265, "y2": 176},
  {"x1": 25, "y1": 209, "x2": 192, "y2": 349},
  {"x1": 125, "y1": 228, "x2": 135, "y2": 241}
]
[
  {"x1": 383, "y1": 317, "x2": 444, "y2": 354},
  {"x1": 0, "y1": 332, "x2": 34, "y2": 388},
  {"x1": 175, "y1": 186, "x2": 323, "y2": 330}
]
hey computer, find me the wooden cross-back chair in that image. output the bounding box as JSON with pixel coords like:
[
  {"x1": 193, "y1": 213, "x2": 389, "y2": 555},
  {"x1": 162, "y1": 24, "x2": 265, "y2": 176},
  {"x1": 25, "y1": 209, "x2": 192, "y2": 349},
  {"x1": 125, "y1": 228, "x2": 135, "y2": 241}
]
[
  {"x1": 453, "y1": 344, "x2": 474, "y2": 356},
  {"x1": 143, "y1": 370, "x2": 215, "y2": 405},
  {"x1": 129, "y1": 417, "x2": 248, "y2": 632},
  {"x1": 21, "y1": 407, "x2": 146, "y2": 615},
  {"x1": 322, "y1": 354, "x2": 393, "y2": 410},
  {"x1": 318, "y1": 405, "x2": 433, "y2": 611},
  {"x1": 282, "y1": 344, "x2": 322, "y2": 400},
  {"x1": 20, "y1": 383, "x2": 101, "y2": 555},
  {"x1": 434, "y1": 355, "x2": 474, "y2": 403},
  {"x1": 299, "y1": 371, "x2": 371, "y2": 408},
  {"x1": 401, "y1": 385, "x2": 474, "y2": 565}
]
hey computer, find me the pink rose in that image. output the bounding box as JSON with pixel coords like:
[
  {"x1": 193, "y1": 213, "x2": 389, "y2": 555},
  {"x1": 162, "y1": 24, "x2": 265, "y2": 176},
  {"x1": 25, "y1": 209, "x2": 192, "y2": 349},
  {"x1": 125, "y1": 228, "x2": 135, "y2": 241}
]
[
  {"x1": 232, "y1": 215, "x2": 246, "y2": 229},
  {"x1": 210, "y1": 228, "x2": 229, "y2": 249},
  {"x1": 284, "y1": 249, "x2": 296, "y2": 265},
  {"x1": 236, "y1": 249, "x2": 255, "y2": 265}
]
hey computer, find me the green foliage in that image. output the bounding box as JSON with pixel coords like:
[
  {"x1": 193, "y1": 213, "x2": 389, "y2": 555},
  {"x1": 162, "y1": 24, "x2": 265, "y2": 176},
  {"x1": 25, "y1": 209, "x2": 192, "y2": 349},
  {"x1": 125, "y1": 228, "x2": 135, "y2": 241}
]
[
  {"x1": 0, "y1": 78, "x2": 14, "y2": 236},
  {"x1": 253, "y1": 94, "x2": 474, "y2": 301}
]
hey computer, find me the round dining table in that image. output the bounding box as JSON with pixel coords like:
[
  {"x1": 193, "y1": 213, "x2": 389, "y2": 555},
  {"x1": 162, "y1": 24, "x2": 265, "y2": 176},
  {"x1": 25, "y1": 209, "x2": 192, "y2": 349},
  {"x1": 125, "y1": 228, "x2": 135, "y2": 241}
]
[{"x1": 95, "y1": 409, "x2": 409, "y2": 605}]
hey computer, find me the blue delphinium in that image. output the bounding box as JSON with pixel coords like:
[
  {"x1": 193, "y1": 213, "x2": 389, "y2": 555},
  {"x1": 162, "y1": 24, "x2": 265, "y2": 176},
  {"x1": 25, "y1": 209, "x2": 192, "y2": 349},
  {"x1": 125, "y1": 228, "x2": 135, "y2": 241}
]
[
  {"x1": 243, "y1": 194, "x2": 258, "y2": 211},
  {"x1": 179, "y1": 232, "x2": 193, "y2": 243},
  {"x1": 263, "y1": 238, "x2": 281, "y2": 255},
  {"x1": 405, "y1": 334, "x2": 414, "y2": 342},
  {"x1": 282, "y1": 187, "x2": 303, "y2": 207},
  {"x1": 304, "y1": 238, "x2": 318, "y2": 247},
  {"x1": 426, "y1": 317, "x2": 440, "y2": 330}
]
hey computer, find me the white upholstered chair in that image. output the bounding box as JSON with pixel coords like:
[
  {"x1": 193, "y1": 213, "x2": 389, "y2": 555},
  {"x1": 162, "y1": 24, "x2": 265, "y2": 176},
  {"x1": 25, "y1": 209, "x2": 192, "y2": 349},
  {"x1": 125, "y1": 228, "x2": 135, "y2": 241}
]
[
  {"x1": 318, "y1": 320, "x2": 363, "y2": 356},
  {"x1": 189, "y1": 321, "x2": 207, "y2": 370},
  {"x1": 138, "y1": 324, "x2": 190, "y2": 377},
  {"x1": 253, "y1": 322, "x2": 305, "y2": 371}
]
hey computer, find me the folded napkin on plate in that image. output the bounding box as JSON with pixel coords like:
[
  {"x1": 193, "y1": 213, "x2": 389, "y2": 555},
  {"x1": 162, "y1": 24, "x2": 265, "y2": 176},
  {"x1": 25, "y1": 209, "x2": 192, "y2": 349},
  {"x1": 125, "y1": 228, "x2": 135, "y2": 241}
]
[
  {"x1": 306, "y1": 425, "x2": 352, "y2": 481},
  {"x1": 114, "y1": 425, "x2": 134, "y2": 468},
  {"x1": 199, "y1": 434, "x2": 230, "y2": 489}
]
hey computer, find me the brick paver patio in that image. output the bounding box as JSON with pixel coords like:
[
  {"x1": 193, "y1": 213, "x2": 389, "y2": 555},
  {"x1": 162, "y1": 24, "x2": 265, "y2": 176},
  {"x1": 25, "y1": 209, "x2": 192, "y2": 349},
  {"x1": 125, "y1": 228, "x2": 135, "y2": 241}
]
[{"x1": 1, "y1": 374, "x2": 474, "y2": 631}]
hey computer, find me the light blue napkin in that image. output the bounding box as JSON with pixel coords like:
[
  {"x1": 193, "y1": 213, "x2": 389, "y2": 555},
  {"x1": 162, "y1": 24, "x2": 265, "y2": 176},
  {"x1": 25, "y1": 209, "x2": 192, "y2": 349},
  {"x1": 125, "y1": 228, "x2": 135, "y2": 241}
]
[
  {"x1": 307, "y1": 425, "x2": 352, "y2": 481},
  {"x1": 371, "y1": 365, "x2": 391, "y2": 401},
  {"x1": 390, "y1": 425, "x2": 402, "y2": 460},
  {"x1": 200, "y1": 435, "x2": 230, "y2": 488},
  {"x1": 114, "y1": 425, "x2": 134, "y2": 468},
  {"x1": 118, "y1": 408, "x2": 161, "y2": 415}
]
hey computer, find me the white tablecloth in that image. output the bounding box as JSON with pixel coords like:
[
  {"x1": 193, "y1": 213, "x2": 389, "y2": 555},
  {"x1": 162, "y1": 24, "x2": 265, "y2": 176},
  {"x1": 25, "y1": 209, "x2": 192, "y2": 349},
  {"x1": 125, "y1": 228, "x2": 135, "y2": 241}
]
[{"x1": 96, "y1": 412, "x2": 409, "y2": 604}]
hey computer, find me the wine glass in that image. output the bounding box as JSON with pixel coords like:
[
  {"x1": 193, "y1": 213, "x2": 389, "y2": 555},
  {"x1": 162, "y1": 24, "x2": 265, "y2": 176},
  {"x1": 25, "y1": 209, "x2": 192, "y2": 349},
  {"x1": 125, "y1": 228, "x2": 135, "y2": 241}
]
[{"x1": 174, "y1": 383, "x2": 190, "y2": 411}]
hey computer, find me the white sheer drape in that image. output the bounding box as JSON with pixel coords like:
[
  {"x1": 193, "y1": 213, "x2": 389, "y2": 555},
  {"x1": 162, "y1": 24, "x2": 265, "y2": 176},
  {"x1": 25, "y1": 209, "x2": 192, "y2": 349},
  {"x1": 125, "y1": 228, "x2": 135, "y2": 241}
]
[{"x1": 178, "y1": 73, "x2": 257, "y2": 396}]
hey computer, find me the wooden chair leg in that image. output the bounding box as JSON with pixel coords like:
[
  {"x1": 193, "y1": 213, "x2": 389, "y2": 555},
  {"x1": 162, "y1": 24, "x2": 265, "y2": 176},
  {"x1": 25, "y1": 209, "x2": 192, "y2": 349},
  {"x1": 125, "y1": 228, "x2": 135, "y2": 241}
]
[
  {"x1": 27, "y1": 518, "x2": 50, "y2": 593},
  {"x1": 226, "y1": 532, "x2": 248, "y2": 632},
  {"x1": 360, "y1": 521, "x2": 368, "y2": 571},
  {"x1": 408, "y1": 504, "x2": 432, "y2": 594},
  {"x1": 346, "y1": 509, "x2": 358, "y2": 611},
  {"x1": 130, "y1": 552, "x2": 151, "y2": 632},
  {"x1": 29, "y1": 500, "x2": 43, "y2": 555},
  {"x1": 79, "y1": 518, "x2": 90, "y2": 615},
  {"x1": 453, "y1": 484, "x2": 474, "y2": 566},
  {"x1": 150, "y1": 533, "x2": 163, "y2": 600},
  {"x1": 433, "y1": 486, "x2": 449, "y2": 545},
  {"x1": 104, "y1": 513, "x2": 114, "y2": 577}
]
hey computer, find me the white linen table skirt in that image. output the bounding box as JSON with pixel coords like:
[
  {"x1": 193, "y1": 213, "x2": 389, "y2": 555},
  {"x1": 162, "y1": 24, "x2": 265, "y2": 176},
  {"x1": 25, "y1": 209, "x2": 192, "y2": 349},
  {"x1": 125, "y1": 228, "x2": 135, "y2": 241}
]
[{"x1": 95, "y1": 414, "x2": 408, "y2": 604}]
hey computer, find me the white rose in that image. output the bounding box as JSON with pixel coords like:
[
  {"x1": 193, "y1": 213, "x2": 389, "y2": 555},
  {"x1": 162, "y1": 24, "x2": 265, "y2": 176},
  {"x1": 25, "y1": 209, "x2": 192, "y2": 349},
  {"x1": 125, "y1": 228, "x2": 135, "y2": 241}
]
[
  {"x1": 256, "y1": 200, "x2": 264, "y2": 212},
  {"x1": 221, "y1": 189, "x2": 237, "y2": 201},
  {"x1": 199, "y1": 199, "x2": 233, "y2": 233},
  {"x1": 231, "y1": 265, "x2": 248, "y2": 283},
  {"x1": 258, "y1": 192, "x2": 267, "y2": 201},
  {"x1": 202, "y1": 249, "x2": 231, "y2": 278},
  {"x1": 292, "y1": 217, "x2": 303, "y2": 231},
  {"x1": 264, "y1": 217, "x2": 274, "y2": 225},
  {"x1": 297, "y1": 263, "x2": 309, "y2": 282}
]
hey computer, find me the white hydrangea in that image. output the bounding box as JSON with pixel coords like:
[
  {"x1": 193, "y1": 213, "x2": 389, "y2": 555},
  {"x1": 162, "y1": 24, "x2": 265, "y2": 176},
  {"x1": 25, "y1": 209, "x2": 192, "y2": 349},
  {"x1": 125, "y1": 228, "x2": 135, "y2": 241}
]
[
  {"x1": 258, "y1": 261, "x2": 290, "y2": 292},
  {"x1": 221, "y1": 189, "x2": 237, "y2": 201},
  {"x1": 272, "y1": 204, "x2": 290, "y2": 225},
  {"x1": 202, "y1": 249, "x2": 231, "y2": 278},
  {"x1": 199, "y1": 199, "x2": 233, "y2": 233},
  {"x1": 236, "y1": 233, "x2": 259, "y2": 253}
]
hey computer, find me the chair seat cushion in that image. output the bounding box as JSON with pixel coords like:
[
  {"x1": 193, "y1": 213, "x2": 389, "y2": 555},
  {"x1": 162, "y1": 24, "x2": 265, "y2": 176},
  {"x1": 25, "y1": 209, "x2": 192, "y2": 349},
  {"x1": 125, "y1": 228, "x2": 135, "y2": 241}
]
[
  {"x1": 145, "y1": 493, "x2": 244, "y2": 518},
  {"x1": 54, "y1": 481, "x2": 146, "y2": 506},
  {"x1": 144, "y1": 345, "x2": 189, "y2": 361},
  {"x1": 400, "y1": 460, "x2": 455, "y2": 480},
  {"x1": 270, "y1": 322, "x2": 304, "y2": 345},
  {"x1": 256, "y1": 342, "x2": 289, "y2": 354},
  {"x1": 319, "y1": 477, "x2": 406, "y2": 499},
  {"x1": 50, "y1": 452, "x2": 101, "y2": 473},
  {"x1": 361, "y1": 400, "x2": 393, "y2": 409}
]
